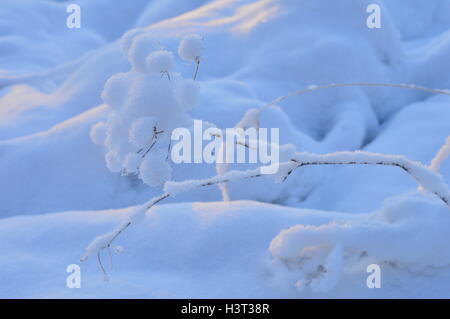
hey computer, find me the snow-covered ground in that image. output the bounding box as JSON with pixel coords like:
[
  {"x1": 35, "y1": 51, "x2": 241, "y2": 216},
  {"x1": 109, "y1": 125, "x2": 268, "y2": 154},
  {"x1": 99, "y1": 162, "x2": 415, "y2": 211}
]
[{"x1": 1, "y1": 0, "x2": 450, "y2": 298}]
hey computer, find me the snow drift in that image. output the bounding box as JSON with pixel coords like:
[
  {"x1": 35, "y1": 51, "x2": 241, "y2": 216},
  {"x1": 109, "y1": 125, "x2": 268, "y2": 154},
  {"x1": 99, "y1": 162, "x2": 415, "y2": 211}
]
[{"x1": 0, "y1": 0, "x2": 450, "y2": 298}]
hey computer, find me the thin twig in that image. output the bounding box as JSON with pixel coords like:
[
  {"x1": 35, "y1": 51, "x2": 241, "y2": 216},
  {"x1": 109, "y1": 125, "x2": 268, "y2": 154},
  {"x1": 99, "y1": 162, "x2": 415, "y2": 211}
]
[
  {"x1": 166, "y1": 140, "x2": 172, "y2": 161},
  {"x1": 141, "y1": 127, "x2": 164, "y2": 159},
  {"x1": 97, "y1": 251, "x2": 108, "y2": 281},
  {"x1": 108, "y1": 246, "x2": 114, "y2": 269},
  {"x1": 193, "y1": 56, "x2": 200, "y2": 80},
  {"x1": 141, "y1": 140, "x2": 158, "y2": 158},
  {"x1": 260, "y1": 82, "x2": 450, "y2": 111}
]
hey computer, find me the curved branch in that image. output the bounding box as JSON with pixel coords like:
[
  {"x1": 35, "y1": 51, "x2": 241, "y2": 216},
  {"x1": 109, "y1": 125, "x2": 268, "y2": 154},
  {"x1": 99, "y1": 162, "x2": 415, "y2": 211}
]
[
  {"x1": 82, "y1": 150, "x2": 450, "y2": 275},
  {"x1": 430, "y1": 136, "x2": 450, "y2": 172},
  {"x1": 260, "y1": 82, "x2": 450, "y2": 111}
]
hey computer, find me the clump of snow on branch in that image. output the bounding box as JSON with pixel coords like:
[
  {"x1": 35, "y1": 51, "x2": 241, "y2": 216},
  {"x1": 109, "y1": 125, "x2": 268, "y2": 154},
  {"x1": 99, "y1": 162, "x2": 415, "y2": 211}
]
[
  {"x1": 140, "y1": 148, "x2": 173, "y2": 187},
  {"x1": 146, "y1": 50, "x2": 175, "y2": 74},
  {"x1": 90, "y1": 121, "x2": 107, "y2": 145},
  {"x1": 178, "y1": 34, "x2": 203, "y2": 80},
  {"x1": 81, "y1": 230, "x2": 117, "y2": 262},
  {"x1": 90, "y1": 33, "x2": 202, "y2": 187},
  {"x1": 234, "y1": 108, "x2": 261, "y2": 130},
  {"x1": 269, "y1": 191, "x2": 450, "y2": 293},
  {"x1": 178, "y1": 34, "x2": 203, "y2": 62},
  {"x1": 123, "y1": 153, "x2": 142, "y2": 174}
]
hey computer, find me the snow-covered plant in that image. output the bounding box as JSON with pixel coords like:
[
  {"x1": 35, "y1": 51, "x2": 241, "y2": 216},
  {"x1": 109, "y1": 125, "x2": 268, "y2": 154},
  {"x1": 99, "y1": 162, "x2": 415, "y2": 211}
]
[
  {"x1": 85, "y1": 77, "x2": 450, "y2": 280},
  {"x1": 269, "y1": 190, "x2": 450, "y2": 293},
  {"x1": 90, "y1": 34, "x2": 202, "y2": 187},
  {"x1": 178, "y1": 34, "x2": 203, "y2": 80},
  {"x1": 86, "y1": 30, "x2": 450, "y2": 282},
  {"x1": 82, "y1": 144, "x2": 450, "y2": 279}
]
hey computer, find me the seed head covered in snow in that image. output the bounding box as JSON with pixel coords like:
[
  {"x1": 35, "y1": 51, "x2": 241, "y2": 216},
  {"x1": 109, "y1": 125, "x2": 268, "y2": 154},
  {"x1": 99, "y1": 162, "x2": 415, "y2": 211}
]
[
  {"x1": 123, "y1": 153, "x2": 142, "y2": 173},
  {"x1": 146, "y1": 50, "x2": 175, "y2": 74},
  {"x1": 121, "y1": 28, "x2": 144, "y2": 57},
  {"x1": 128, "y1": 116, "x2": 157, "y2": 147},
  {"x1": 101, "y1": 72, "x2": 132, "y2": 111},
  {"x1": 91, "y1": 33, "x2": 201, "y2": 187},
  {"x1": 90, "y1": 121, "x2": 107, "y2": 145},
  {"x1": 139, "y1": 150, "x2": 172, "y2": 187},
  {"x1": 127, "y1": 35, "x2": 159, "y2": 74},
  {"x1": 269, "y1": 192, "x2": 450, "y2": 292},
  {"x1": 178, "y1": 34, "x2": 203, "y2": 62},
  {"x1": 105, "y1": 151, "x2": 122, "y2": 173}
]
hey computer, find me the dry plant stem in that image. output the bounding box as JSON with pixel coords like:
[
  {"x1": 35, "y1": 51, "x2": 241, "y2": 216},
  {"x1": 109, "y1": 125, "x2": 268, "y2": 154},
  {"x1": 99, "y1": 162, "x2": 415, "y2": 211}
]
[
  {"x1": 108, "y1": 246, "x2": 113, "y2": 269},
  {"x1": 166, "y1": 141, "x2": 172, "y2": 161},
  {"x1": 140, "y1": 127, "x2": 164, "y2": 159},
  {"x1": 97, "y1": 251, "x2": 108, "y2": 281},
  {"x1": 193, "y1": 56, "x2": 200, "y2": 80},
  {"x1": 260, "y1": 82, "x2": 450, "y2": 111}
]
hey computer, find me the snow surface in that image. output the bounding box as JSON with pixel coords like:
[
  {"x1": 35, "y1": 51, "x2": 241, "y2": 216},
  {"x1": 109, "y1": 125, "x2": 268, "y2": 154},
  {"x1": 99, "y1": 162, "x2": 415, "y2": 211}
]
[{"x1": 1, "y1": 0, "x2": 450, "y2": 298}]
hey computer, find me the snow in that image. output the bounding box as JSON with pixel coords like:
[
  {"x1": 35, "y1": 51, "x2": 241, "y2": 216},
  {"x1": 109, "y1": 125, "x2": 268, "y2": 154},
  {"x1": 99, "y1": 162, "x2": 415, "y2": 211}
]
[
  {"x1": 431, "y1": 136, "x2": 450, "y2": 172},
  {"x1": 3, "y1": 198, "x2": 450, "y2": 298},
  {"x1": 234, "y1": 108, "x2": 261, "y2": 130},
  {"x1": 123, "y1": 153, "x2": 143, "y2": 174},
  {"x1": 1, "y1": 0, "x2": 450, "y2": 298},
  {"x1": 95, "y1": 35, "x2": 203, "y2": 186},
  {"x1": 139, "y1": 150, "x2": 173, "y2": 187},
  {"x1": 145, "y1": 50, "x2": 175, "y2": 74},
  {"x1": 174, "y1": 79, "x2": 200, "y2": 112},
  {"x1": 178, "y1": 34, "x2": 203, "y2": 62},
  {"x1": 89, "y1": 121, "x2": 107, "y2": 145},
  {"x1": 270, "y1": 191, "x2": 450, "y2": 293}
]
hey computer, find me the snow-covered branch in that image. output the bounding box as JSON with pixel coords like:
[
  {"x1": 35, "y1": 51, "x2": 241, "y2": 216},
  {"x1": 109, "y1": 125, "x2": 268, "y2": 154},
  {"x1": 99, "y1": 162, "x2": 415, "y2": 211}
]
[
  {"x1": 82, "y1": 149, "x2": 450, "y2": 278},
  {"x1": 286, "y1": 151, "x2": 450, "y2": 206},
  {"x1": 430, "y1": 136, "x2": 450, "y2": 172}
]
